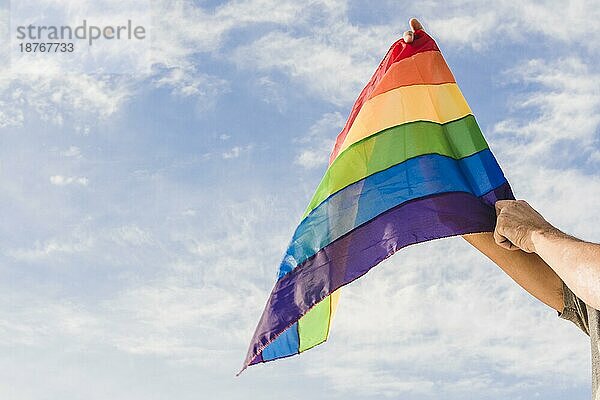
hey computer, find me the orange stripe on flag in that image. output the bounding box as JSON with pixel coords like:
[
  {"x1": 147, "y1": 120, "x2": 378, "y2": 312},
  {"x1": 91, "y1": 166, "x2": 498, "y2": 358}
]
[{"x1": 369, "y1": 51, "x2": 455, "y2": 99}]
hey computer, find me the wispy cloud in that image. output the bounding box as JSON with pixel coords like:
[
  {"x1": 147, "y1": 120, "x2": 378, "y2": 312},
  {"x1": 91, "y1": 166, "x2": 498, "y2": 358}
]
[
  {"x1": 295, "y1": 112, "x2": 344, "y2": 169},
  {"x1": 8, "y1": 235, "x2": 93, "y2": 261},
  {"x1": 489, "y1": 57, "x2": 600, "y2": 240},
  {"x1": 233, "y1": 26, "x2": 393, "y2": 105},
  {"x1": 493, "y1": 58, "x2": 600, "y2": 158}
]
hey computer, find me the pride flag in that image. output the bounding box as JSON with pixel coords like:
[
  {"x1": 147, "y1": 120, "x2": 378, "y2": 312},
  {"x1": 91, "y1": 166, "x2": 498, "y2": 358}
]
[{"x1": 241, "y1": 29, "x2": 514, "y2": 372}]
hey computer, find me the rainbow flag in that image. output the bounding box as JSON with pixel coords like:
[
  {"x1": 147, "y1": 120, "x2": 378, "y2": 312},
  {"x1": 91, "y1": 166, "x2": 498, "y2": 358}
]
[{"x1": 241, "y1": 29, "x2": 514, "y2": 372}]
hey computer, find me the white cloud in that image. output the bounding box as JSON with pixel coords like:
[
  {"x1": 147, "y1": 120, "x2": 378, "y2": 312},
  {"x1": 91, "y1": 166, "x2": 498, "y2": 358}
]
[
  {"x1": 50, "y1": 175, "x2": 89, "y2": 186},
  {"x1": 0, "y1": 102, "x2": 24, "y2": 128},
  {"x1": 105, "y1": 281, "x2": 240, "y2": 360},
  {"x1": 0, "y1": 296, "x2": 100, "y2": 347},
  {"x1": 295, "y1": 111, "x2": 344, "y2": 169},
  {"x1": 153, "y1": 66, "x2": 229, "y2": 99},
  {"x1": 86, "y1": 196, "x2": 295, "y2": 367},
  {"x1": 0, "y1": 0, "x2": 231, "y2": 128},
  {"x1": 222, "y1": 144, "x2": 253, "y2": 159},
  {"x1": 112, "y1": 225, "x2": 152, "y2": 246},
  {"x1": 255, "y1": 76, "x2": 288, "y2": 112},
  {"x1": 590, "y1": 150, "x2": 600, "y2": 164},
  {"x1": 0, "y1": 65, "x2": 133, "y2": 126},
  {"x1": 487, "y1": 57, "x2": 600, "y2": 243},
  {"x1": 419, "y1": 0, "x2": 600, "y2": 51},
  {"x1": 216, "y1": 0, "x2": 318, "y2": 25},
  {"x1": 8, "y1": 236, "x2": 93, "y2": 261},
  {"x1": 0, "y1": 0, "x2": 356, "y2": 129},
  {"x1": 233, "y1": 27, "x2": 391, "y2": 105},
  {"x1": 0, "y1": 1, "x2": 149, "y2": 126},
  {"x1": 60, "y1": 146, "x2": 82, "y2": 158},
  {"x1": 427, "y1": 13, "x2": 499, "y2": 51},
  {"x1": 147, "y1": 0, "x2": 340, "y2": 103},
  {"x1": 493, "y1": 58, "x2": 600, "y2": 159}
]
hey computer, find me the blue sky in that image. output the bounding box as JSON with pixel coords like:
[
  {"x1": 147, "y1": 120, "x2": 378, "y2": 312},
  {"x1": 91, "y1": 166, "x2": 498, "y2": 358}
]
[{"x1": 1, "y1": 0, "x2": 599, "y2": 399}]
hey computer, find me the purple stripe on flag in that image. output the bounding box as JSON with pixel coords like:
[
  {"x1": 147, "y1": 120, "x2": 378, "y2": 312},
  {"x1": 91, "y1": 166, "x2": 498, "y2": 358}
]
[
  {"x1": 244, "y1": 183, "x2": 514, "y2": 367},
  {"x1": 249, "y1": 353, "x2": 263, "y2": 365},
  {"x1": 480, "y1": 182, "x2": 514, "y2": 207}
]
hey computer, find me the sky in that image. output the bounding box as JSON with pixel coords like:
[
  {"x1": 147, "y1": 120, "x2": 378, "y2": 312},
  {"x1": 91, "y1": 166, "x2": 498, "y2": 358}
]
[{"x1": 0, "y1": 0, "x2": 599, "y2": 399}]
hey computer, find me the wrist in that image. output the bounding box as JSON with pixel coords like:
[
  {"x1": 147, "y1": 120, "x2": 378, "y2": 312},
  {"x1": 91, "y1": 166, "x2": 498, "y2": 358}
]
[{"x1": 529, "y1": 225, "x2": 561, "y2": 253}]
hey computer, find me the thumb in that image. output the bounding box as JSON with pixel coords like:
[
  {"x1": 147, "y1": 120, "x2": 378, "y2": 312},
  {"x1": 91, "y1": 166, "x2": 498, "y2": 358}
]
[
  {"x1": 494, "y1": 228, "x2": 519, "y2": 251},
  {"x1": 494, "y1": 200, "x2": 510, "y2": 216},
  {"x1": 410, "y1": 18, "x2": 424, "y2": 32}
]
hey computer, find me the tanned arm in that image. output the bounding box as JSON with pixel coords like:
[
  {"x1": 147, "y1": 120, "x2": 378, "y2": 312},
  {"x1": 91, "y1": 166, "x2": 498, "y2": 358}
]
[{"x1": 462, "y1": 232, "x2": 564, "y2": 311}]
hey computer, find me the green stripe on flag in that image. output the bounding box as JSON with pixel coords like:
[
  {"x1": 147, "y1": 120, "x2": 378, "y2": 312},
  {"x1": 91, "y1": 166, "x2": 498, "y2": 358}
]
[{"x1": 302, "y1": 115, "x2": 488, "y2": 219}]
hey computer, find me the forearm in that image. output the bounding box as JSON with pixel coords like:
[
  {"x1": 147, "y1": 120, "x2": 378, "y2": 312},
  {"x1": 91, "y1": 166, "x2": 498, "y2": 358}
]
[
  {"x1": 463, "y1": 232, "x2": 564, "y2": 311},
  {"x1": 532, "y1": 228, "x2": 600, "y2": 310}
]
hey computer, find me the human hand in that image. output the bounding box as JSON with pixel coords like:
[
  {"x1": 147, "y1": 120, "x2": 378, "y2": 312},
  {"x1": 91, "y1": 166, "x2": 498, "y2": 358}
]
[
  {"x1": 403, "y1": 18, "x2": 424, "y2": 43},
  {"x1": 494, "y1": 200, "x2": 556, "y2": 253}
]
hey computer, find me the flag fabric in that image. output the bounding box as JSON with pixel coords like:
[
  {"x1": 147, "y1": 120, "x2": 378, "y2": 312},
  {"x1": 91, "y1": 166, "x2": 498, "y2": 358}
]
[{"x1": 240, "y1": 29, "x2": 514, "y2": 373}]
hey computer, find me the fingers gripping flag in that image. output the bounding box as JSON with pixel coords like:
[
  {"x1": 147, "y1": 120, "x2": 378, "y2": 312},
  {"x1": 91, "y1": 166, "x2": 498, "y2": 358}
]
[{"x1": 240, "y1": 29, "x2": 514, "y2": 373}]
